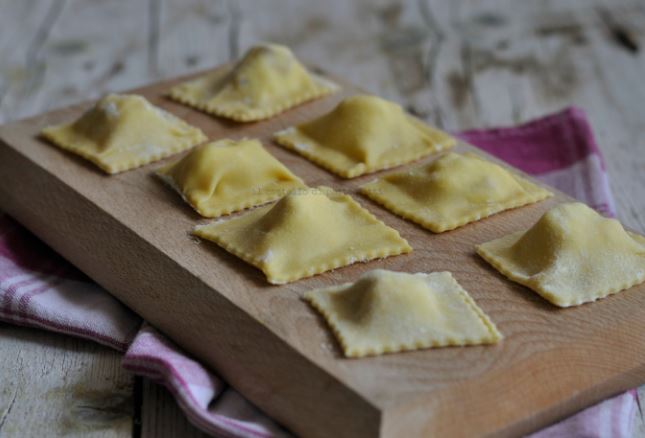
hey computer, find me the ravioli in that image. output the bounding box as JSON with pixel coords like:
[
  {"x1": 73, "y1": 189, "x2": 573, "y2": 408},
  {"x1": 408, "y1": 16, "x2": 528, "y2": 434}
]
[
  {"x1": 41, "y1": 94, "x2": 206, "y2": 174},
  {"x1": 273, "y1": 95, "x2": 455, "y2": 178},
  {"x1": 193, "y1": 187, "x2": 412, "y2": 284},
  {"x1": 477, "y1": 202, "x2": 645, "y2": 307},
  {"x1": 304, "y1": 269, "x2": 501, "y2": 357},
  {"x1": 157, "y1": 139, "x2": 304, "y2": 218},
  {"x1": 168, "y1": 43, "x2": 338, "y2": 122},
  {"x1": 361, "y1": 152, "x2": 552, "y2": 232}
]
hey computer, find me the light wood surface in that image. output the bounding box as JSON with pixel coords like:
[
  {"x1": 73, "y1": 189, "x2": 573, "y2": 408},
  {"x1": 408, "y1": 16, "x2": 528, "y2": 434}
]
[
  {"x1": 139, "y1": 379, "x2": 209, "y2": 438},
  {"x1": 2, "y1": 68, "x2": 645, "y2": 437},
  {"x1": 1, "y1": 0, "x2": 644, "y2": 436},
  {"x1": 0, "y1": 323, "x2": 133, "y2": 437}
]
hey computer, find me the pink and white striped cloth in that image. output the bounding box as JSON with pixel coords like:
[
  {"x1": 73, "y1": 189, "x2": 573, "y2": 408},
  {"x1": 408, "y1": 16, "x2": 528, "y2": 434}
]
[{"x1": 0, "y1": 107, "x2": 640, "y2": 437}]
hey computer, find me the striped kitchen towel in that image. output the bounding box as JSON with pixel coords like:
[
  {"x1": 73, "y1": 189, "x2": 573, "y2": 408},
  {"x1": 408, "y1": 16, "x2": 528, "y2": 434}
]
[{"x1": 0, "y1": 107, "x2": 638, "y2": 438}]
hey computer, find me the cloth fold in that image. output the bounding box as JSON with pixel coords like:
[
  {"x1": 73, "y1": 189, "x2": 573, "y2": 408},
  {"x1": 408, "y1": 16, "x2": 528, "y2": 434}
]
[{"x1": 0, "y1": 107, "x2": 638, "y2": 437}]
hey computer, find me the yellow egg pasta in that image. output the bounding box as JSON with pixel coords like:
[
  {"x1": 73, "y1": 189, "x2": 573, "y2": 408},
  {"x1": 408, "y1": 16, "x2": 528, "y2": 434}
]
[
  {"x1": 360, "y1": 152, "x2": 552, "y2": 232},
  {"x1": 41, "y1": 94, "x2": 206, "y2": 174},
  {"x1": 273, "y1": 95, "x2": 455, "y2": 178},
  {"x1": 157, "y1": 139, "x2": 304, "y2": 218},
  {"x1": 168, "y1": 43, "x2": 338, "y2": 122},
  {"x1": 477, "y1": 202, "x2": 645, "y2": 307},
  {"x1": 304, "y1": 269, "x2": 502, "y2": 358},
  {"x1": 193, "y1": 187, "x2": 412, "y2": 284}
]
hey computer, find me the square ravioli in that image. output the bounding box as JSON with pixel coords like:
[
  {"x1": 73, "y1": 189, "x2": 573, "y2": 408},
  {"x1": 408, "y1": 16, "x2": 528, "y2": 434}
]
[
  {"x1": 304, "y1": 269, "x2": 502, "y2": 358},
  {"x1": 41, "y1": 94, "x2": 206, "y2": 174},
  {"x1": 273, "y1": 95, "x2": 455, "y2": 178},
  {"x1": 157, "y1": 139, "x2": 304, "y2": 218},
  {"x1": 193, "y1": 187, "x2": 412, "y2": 284},
  {"x1": 361, "y1": 152, "x2": 552, "y2": 232},
  {"x1": 168, "y1": 43, "x2": 338, "y2": 122},
  {"x1": 477, "y1": 202, "x2": 645, "y2": 307}
]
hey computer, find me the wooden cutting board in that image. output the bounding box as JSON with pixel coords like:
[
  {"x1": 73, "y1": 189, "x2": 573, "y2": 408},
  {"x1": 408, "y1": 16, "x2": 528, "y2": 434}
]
[{"x1": 1, "y1": 70, "x2": 644, "y2": 438}]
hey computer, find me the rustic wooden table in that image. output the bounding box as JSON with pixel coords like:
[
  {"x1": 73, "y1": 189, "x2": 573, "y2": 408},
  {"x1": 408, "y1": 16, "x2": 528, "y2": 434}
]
[{"x1": 1, "y1": 0, "x2": 644, "y2": 436}]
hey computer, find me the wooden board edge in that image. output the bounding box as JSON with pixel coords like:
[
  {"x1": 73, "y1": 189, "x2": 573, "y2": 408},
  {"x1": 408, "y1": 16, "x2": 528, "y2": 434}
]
[
  {"x1": 0, "y1": 136, "x2": 384, "y2": 438},
  {"x1": 2, "y1": 70, "x2": 645, "y2": 437},
  {"x1": 379, "y1": 360, "x2": 645, "y2": 437}
]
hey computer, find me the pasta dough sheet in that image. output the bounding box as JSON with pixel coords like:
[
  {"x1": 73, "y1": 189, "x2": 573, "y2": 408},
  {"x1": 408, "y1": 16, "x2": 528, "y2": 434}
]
[
  {"x1": 305, "y1": 269, "x2": 502, "y2": 357},
  {"x1": 193, "y1": 187, "x2": 412, "y2": 284},
  {"x1": 157, "y1": 139, "x2": 304, "y2": 218},
  {"x1": 477, "y1": 202, "x2": 645, "y2": 307},
  {"x1": 361, "y1": 152, "x2": 552, "y2": 232},
  {"x1": 169, "y1": 43, "x2": 338, "y2": 122},
  {"x1": 273, "y1": 95, "x2": 454, "y2": 178},
  {"x1": 41, "y1": 93, "x2": 206, "y2": 174}
]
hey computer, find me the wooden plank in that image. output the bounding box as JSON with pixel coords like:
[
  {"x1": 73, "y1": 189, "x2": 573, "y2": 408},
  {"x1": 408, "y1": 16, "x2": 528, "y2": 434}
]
[
  {"x1": 408, "y1": 0, "x2": 645, "y2": 234},
  {"x1": 0, "y1": 0, "x2": 67, "y2": 123},
  {"x1": 0, "y1": 323, "x2": 133, "y2": 437},
  {"x1": 155, "y1": 0, "x2": 233, "y2": 79},
  {"x1": 0, "y1": 1, "x2": 239, "y2": 434},
  {"x1": 1, "y1": 71, "x2": 645, "y2": 437},
  {"x1": 0, "y1": 2, "x2": 137, "y2": 437},
  {"x1": 140, "y1": 379, "x2": 209, "y2": 438},
  {"x1": 2, "y1": 0, "x2": 645, "y2": 435}
]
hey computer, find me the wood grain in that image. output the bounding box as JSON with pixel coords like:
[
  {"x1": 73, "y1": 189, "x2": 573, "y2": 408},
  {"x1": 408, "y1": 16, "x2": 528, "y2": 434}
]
[
  {"x1": 1, "y1": 70, "x2": 645, "y2": 437},
  {"x1": 0, "y1": 2, "x2": 140, "y2": 436},
  {"x1": 2, "y1": 0, "x2": 645, "y2": 436},
  {"x1": 139, "y1": 379, "x2": 209, "y2": 438},
  {"x1": 0, "y1": 323, "x2": 133, "y2": 437}
]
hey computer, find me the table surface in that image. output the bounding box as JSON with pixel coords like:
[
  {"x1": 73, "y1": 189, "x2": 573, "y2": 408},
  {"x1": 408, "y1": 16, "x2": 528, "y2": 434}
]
[{"x1": 0, "y1": 0, "x2": 644, "y2": 436}]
